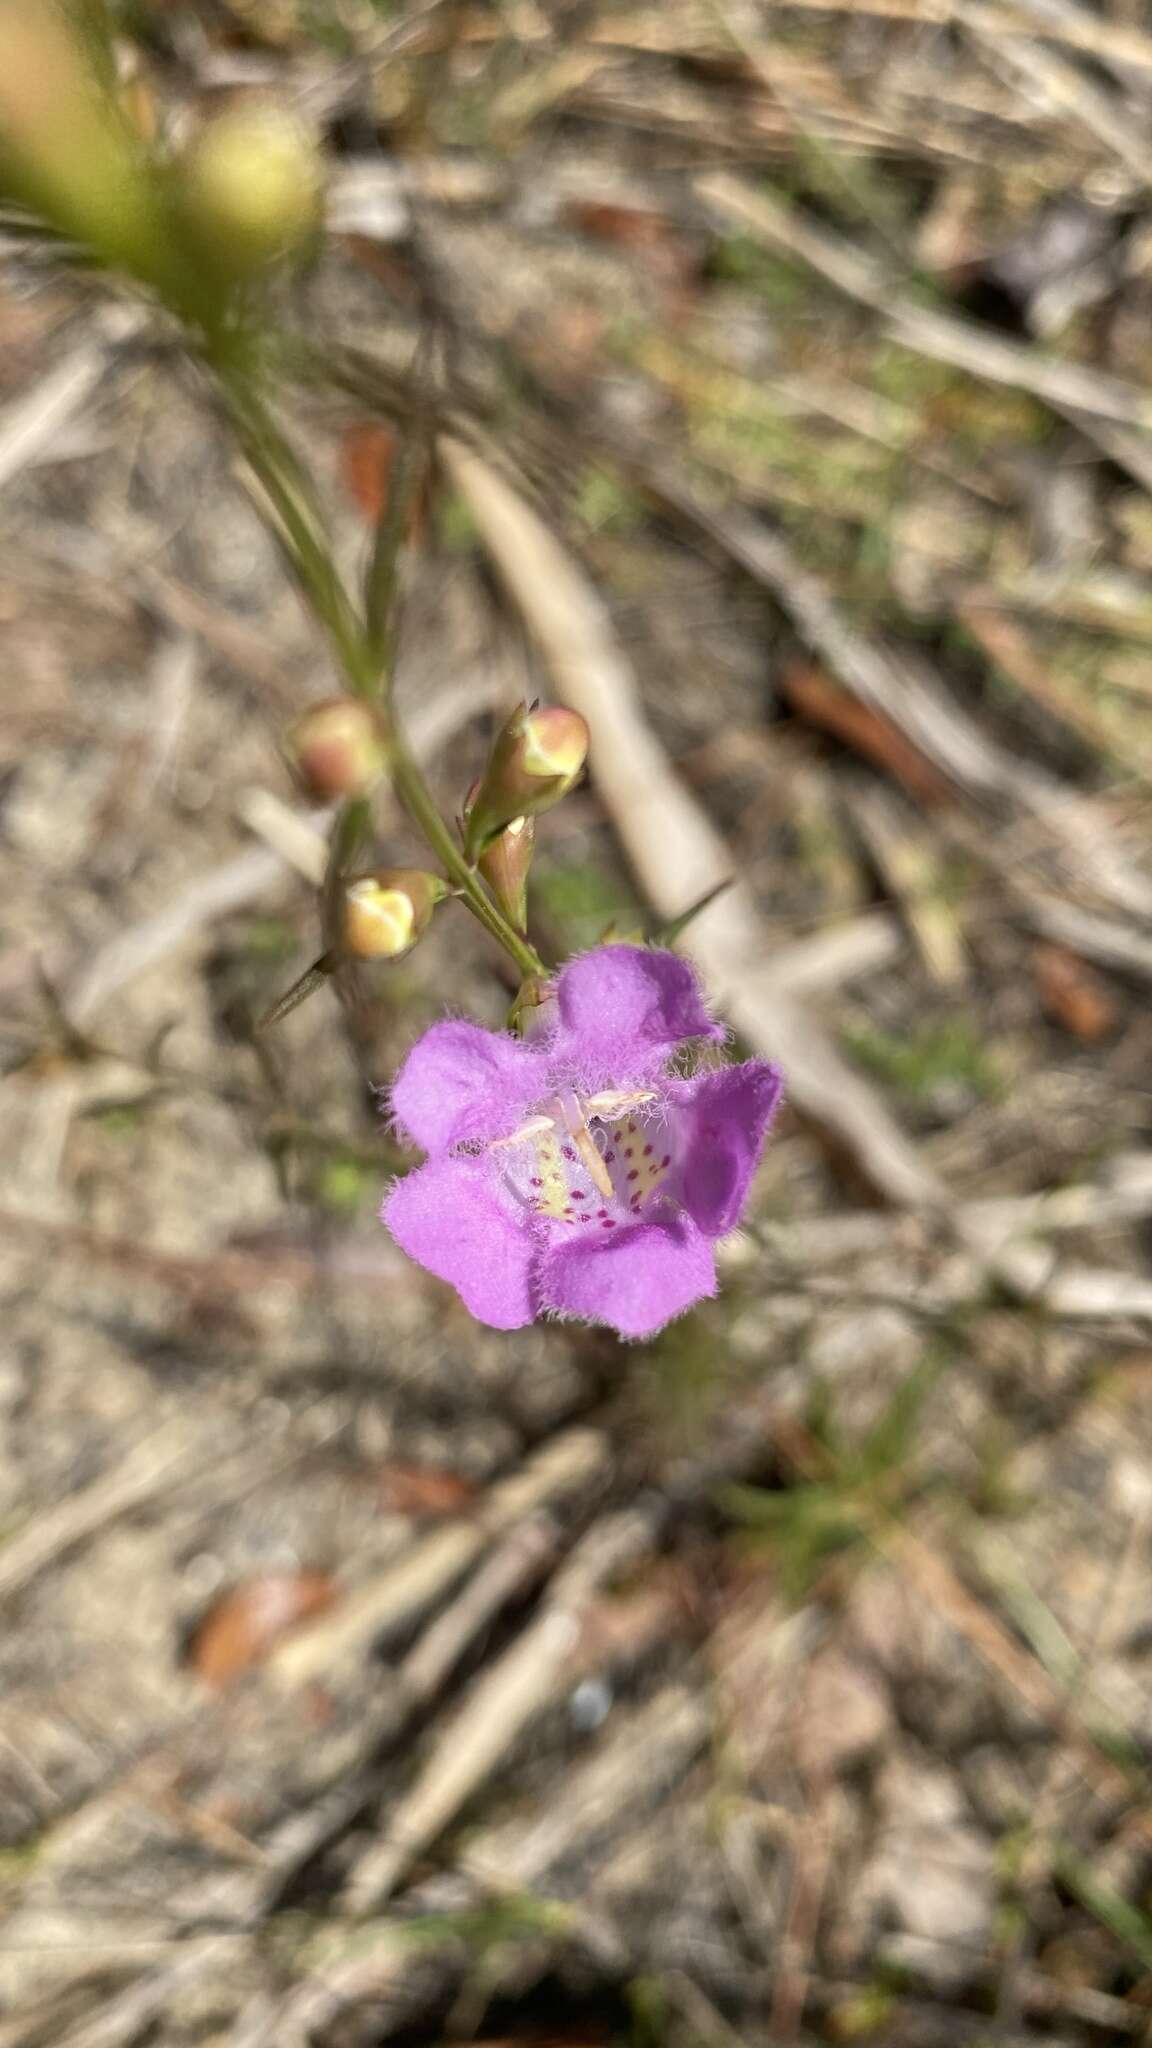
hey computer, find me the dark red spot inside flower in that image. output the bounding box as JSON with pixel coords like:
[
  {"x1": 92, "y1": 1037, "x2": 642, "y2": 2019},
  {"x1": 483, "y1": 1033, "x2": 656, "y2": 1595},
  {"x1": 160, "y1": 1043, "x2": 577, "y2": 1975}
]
[
  {"x1": 569, "y1": 1189, "x2": 586, "y2": 1201},
  {"x1": 643, "y1": 1144, "x2": 653, "y2": 1157},
  {"x1": 529, "y1": 1177, "x2": 543, "y2": 1186},
  {"x1": 661, "y1": 1154, "x2": 671, "y2": 1168},
  {"x1": 627, "y1": 1123, "x2": 637, "y2": 1134},
  {"x1": 627, "y1": 1169, "x2": 639, "y2": 1181},
  {"x1": 603, "y1": 1150, "x2": 615, "y2": 1164},
  {"x1": 601, "y1": 1218, "x2": 616, "y2": 1228},
  {"x1": 597, "y1": 1207, "x2": 609, "y2": 1217},
  {"x1": 562, "y1": 1146, "x2": 576, "y2": 1161}
]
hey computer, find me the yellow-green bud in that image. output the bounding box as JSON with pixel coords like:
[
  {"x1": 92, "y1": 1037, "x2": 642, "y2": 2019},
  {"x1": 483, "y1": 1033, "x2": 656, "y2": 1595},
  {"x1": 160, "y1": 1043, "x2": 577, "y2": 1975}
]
[
  {"x1": 287, "y1": 697, "x2": 386, "y2": 802},
  {"x1": 464, "y1": 703, "x2": 589, "y2": 858},
  {"x1": 341, "y1": 870, "x2": 445, "y2": 961},
  {"x1": 175, "y1": 99, "x2": 324, "y2": 284},
  {"x1": 478, "y1": 813, "x2": 534, "y2": 930},
  {"x1": 520, "y1": 707, "x2": 589, "y2": 780}
]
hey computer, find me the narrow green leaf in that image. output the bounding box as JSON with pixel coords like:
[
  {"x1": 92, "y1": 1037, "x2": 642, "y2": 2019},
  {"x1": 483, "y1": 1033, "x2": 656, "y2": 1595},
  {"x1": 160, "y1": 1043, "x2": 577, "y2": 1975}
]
[
  {"x1": 256, "y1": 952, "x2": 335, "y2": 1032},
  {"x1": 649, "y1": 877, "x2": 733, "y2": 948}
]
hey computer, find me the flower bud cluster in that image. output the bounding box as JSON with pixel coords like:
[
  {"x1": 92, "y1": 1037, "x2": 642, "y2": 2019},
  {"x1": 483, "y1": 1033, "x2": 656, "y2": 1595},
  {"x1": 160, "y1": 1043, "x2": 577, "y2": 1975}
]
[
  {"x1": 279, "y1": 695, "x2": 588, "y2": 982},
  {"x1": 463, "y1": 703, "x2": 589, "y2": 860}
]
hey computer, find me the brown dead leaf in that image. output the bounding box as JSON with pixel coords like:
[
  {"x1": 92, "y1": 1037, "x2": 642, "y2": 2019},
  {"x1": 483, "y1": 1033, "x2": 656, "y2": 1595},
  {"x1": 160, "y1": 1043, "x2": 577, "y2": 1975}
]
[
  {"x1": 337, "y1": 420, "x2": 430, "y2": 541},
  {"x1": 188, "y1": 1571, "x2": 335, "y2": 1686},
  {"x1": 338, "y1": 422, "x2": 397, "y2": 526},
  {"x1": 377, "y1": 1461, "x2": 480, "y2": 1519},
  {"x1": 339, "y1": 234, "x2": 422, "y2": 303},
  {"x1": 564, "y1": 200, "x2": 697, "y2": 298},
  {"x1": 1032, "y1": 943, "x2": 1118, "y2": 1041},
  {"x1": 781, "y1": 662, "x2": 953, "y2": 807}
]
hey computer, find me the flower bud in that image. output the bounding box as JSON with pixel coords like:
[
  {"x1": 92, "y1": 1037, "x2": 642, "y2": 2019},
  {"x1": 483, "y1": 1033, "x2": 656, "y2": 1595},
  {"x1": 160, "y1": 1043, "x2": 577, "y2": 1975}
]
[
  {"x1": 507, "y1": 973, "x2": 557, "y2": 1038},
  {"x1": 520, "y1": 707, "x2": 589, "y2": 780},
  {"x1": 287, "y1": 697, "x2": 386, "y2": 802},
  {"x1": 174, "y1": 99, "x2": 324, "y2": 285},
  {"x1": 478, "y1": 813, "x2": 534, "y2": 930},
  {"x1": 0, "y1": 1, "x2": 168, "y2": 279},
  {"x1": 463, "y1": 704, "x2": 589, "y2": 859},
  {"x1": 340, "y1": 870, "x2": 446, "y2": 961}
]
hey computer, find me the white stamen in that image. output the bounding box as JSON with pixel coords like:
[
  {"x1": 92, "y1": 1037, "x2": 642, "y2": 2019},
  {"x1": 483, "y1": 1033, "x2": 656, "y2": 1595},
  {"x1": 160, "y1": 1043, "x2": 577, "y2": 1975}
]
[
  {"x1": 484, "y1": 1085, "x2": 660, "y2": 1209},
  {"x1": 584, "y1": 1089, "x2": 658, "y2": 1118},
  {"x1": 488, "y1": 1115, "x2": 555, "y2": 1150},
  {"x1": 573, "y1": 1122, "x2": 614, "y2": 1200}
]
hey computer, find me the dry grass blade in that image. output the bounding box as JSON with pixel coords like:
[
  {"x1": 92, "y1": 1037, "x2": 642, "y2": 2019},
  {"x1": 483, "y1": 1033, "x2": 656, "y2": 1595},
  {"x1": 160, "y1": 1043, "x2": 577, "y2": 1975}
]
[
  {"x1": 342, "y1": 1506, "x2": 655, "y2": 1912},
  {"x1": 671, "y1": 186, "x2": 1152, "y2": 928},
  {"x1": 0, "y1": 309, "x2": 138, "y2": 493},
  {"x1": 846, "y1": 785, "x2": 969, "y2": 987},
  {"x1": 0, "y1": 1419, "x2": 195, "y2": 1604},
  {"x1": 269, "y1": 1428, "x2": 609, "y2": 1691},
  {"x1": 63, "y1": 843, "x2": 295, "y2": 1030},
  {"x1": 953, "y1": 599, "x2": 1146, "y2": 776},
  {"x1": 767, "y1": 910, "x2": 903, "y2": 996},
  {"x1": 957, "y1": 8, "x2": 1152, "y2": 187},
  {"x1": 701, "y1": 0, "x2": 1152, "y2": 79},
  {"x1": 696, "y1": 173, "x2": 1152, "y2": 433},
  {"x1": 882, "y1": 1520, "x2": 1152, "y2": 1842},
  {"x1": 441, "y1": 438, "x2": 943, "y2": 1210},
  {"x1": 235, "y1": 789, "x2": 328, "y2": 884},
  {"x1": 1020, "y1": 895, "x2": 1152, "y2": 981}
]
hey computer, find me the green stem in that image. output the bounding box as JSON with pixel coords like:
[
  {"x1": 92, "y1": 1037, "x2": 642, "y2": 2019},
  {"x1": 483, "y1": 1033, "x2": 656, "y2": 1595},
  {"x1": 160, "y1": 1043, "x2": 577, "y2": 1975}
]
[
  {"x1": 207, "y1": 341, "x2": 377, "y2": 696},
  {"x1": 204, "y1": 340, "x2": 546, "y2": 982},
  {"x1": 386, "y1": 728, "x2": 546, "y2": 979}
]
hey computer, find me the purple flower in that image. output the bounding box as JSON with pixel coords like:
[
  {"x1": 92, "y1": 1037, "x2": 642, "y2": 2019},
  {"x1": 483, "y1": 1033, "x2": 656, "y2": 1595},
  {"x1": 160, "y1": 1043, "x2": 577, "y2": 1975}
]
[{"x1": 382, "y1": 946, "x2": 782, "y2": 1341}]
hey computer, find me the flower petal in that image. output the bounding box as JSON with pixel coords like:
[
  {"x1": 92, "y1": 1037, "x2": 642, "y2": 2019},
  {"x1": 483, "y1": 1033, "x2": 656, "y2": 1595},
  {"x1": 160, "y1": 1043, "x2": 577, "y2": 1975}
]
[
  {"x1": 383, "y1": 1159, "x2": 536, "y2": 1330},
  {"x1": 667, "y1": 1061, "x2": 783, "y2": 1239},
  {"x1": 550, "y1": 945, "x2": 723, "y2": 1079},
  {"x1": 389, "y1": 1019, "x2": 545, "y2": 1154},
  {"x1": 538, "y1": 1207, "x2": 716, "y2": 1340}
]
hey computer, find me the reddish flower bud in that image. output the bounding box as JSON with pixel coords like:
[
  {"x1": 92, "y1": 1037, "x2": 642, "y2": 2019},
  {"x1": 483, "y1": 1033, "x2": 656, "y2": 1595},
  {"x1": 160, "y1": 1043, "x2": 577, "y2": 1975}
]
[
  {"x1": 519, "y1": 706, "x2": 588, "y2": 780},
  {"x1": 287, "y1": 698, "x2": 386, "y2": 801},
  {"x1": 340, "y1": 870, "x2": 446, "y2": 961},
  {"x1": 463, "y1": 703, "x2": 589, "y2": 858},
  {"x1": 478, "y1": 814, "x2": 534, "y2": 930}
]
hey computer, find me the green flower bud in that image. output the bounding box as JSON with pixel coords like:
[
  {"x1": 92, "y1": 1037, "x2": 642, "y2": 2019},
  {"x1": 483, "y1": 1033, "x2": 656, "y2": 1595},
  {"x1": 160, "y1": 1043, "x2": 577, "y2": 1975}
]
[
  {"x1": 174, "y1": 99, "x2": 324, "y2": 285},
  {"x1": 464, "y1": 703, "x2": 589, "y2": 859},
  {"x1": 287, "y1": 697, "x2": 386, "y2": 801},
  {"x1": 507, "y1": 973, "x2": 557, "y2": 1039},
  {"x1": 0, "y1": 1, "x2": 168, "y2": 279},
  {"x1": 478, "y1": 813, "x2": 534, "y2": 930},
  {"x1": 341, "y1": 869, "x2": 446, "y2": 961}
]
